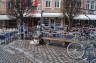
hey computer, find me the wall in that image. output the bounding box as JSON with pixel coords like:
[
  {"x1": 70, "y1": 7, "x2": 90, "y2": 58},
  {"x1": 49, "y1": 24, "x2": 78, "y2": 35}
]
[
  {"x1": 81, "y1": 0, "x2": 96, "y2": 14},
  {"x1": 41, "y1": 0, "x2": 61, "y2": 13},
  {"x1": 0, "y1": 0, "x2": 7, "y2": 14}
]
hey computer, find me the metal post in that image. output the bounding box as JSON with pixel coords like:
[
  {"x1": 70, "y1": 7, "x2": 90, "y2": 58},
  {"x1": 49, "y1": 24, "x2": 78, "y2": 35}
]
[
  {"x1": 41, "y1": 10, "x2": 44, "y2": 26},
  {"x1": 38, "y1": 10, "x2": 44, "y2": 44}
]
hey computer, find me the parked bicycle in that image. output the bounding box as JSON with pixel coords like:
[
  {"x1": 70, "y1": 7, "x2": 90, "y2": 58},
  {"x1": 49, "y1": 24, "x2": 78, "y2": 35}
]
[{"x1": 67, "y1": 31, "x2": 96, "y2": 63}]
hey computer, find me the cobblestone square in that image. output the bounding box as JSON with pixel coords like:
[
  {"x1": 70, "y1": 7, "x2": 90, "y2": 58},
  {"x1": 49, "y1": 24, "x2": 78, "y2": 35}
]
[
  {"x1": 0, "y1": 40, "x2": 96, "y2": 63},
  {"x1": 2, "y1": 40, "x2": 73, "y2": 63}
]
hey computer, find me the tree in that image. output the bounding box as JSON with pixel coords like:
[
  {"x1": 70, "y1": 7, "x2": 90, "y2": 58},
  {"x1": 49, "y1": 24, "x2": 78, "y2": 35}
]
[
  {"x1": 8, "y1": 0, "x2": 37, "y2": 39},
  {"x1": 61, "y1": 0, "x2": 82, "y2": 30}
]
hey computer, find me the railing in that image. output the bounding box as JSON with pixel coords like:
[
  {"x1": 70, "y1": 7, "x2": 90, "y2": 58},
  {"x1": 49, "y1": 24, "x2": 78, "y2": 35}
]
[{"x1": 0, "y1": 28, "x2": 18, "y2": 45}]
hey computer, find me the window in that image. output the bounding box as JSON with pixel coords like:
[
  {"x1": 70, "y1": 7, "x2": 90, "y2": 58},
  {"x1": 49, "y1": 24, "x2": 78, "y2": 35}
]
[
  {"x1": 77, "y1": 1, "x2": 81, "y2": 8},
  {"x1": 91, "y1": 1, "x2": 95, "y2": 10},
  {"x1": 86, "y1": 0, "x2": 90, "y2": 9},
  {"x1": 45, "y1": 0, "x2": 51, "y2": 7},
  {"x1": 86, "y1": 0, "x2": 95, "y2": 10},
  {"x1": 44, "y1": 21, "x2": 49, "y2": 26},
  {"x1": 55, "y1": 19, "x2": 61, "y2": 26},
  {"x1": 56, "y1": 21, "x2": 61, "y2": 26},
  {"x1": 55, "y1": 0, "x2": 60, "y2": 8},
  {"x1": 44, "y1": 18, "x2": 49, "y2": 26}
]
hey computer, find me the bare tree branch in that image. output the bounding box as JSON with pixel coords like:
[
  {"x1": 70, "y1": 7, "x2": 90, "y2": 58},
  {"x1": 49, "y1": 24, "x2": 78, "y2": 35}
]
[{"x1": 61, "y1": 0, "x2": 82, "y2": 29}]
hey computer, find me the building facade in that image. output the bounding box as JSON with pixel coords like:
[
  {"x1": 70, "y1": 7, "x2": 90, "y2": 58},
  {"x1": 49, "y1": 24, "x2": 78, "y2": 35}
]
[
  {"x1": 0, "y1": 0, "x2": 16, "y2": 28},
  {"x1": 1, "y1": 0, "x2": 96, "y2": 29},
  {"x1": 0, "y1": 0, "x2": 7, "y2": 14},
  {"x1": 40, "y1": 0, "x2": 63, "y2": 30},
  {"x1": 27, "y1": 0, "x2": 63, "y2": 30},
  {"x1": 24, "y1": 0, "x2": 96, "y2": 30},
  {"x1": 75, "y1": 0, "x2": 96, "y2": 27},
  {"x1": 81, "y1": 0, "x2": 96, "y2": 14},
  {"x1": 23, "y1": 0, "x2": 63, "y2": 31}
]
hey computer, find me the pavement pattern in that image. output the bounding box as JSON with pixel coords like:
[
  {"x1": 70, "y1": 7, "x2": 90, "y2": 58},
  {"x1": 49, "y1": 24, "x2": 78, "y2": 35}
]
[
  {"x1": 1, "y1": 40, "x2": 96, "y2": 63},
  {"x1": 3, "y1": 40, "x2": 84, "y2": 63},
  {"x1": 0, "y1": 47, "x2": 33, "y2": 63}
]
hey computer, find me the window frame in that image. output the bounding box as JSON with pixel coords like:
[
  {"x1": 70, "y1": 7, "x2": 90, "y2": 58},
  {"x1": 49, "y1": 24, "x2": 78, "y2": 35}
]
[
  {"x1": 45, "y1": 0, "x2": 51, "y2": 8},
  {"x1": 86, "y1": 0, "x2": 95, "y2": 10},
  {"x1": 54, "y1": 0, "x2": 61, "y2": 8},
  {"x1": 43, "y1": 18, "x2": 49, "y2": 26},
  {"x1": 55, "y1": 19, "x2": 61, "y2": 27},
  {"x1": 90, "y1": 1, "x2": 95, "y2": 10}
]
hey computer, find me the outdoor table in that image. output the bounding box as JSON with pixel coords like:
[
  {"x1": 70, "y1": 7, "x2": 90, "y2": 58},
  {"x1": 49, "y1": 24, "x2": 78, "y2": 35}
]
[{"x1": 41, "y1": 31, "x2": 75, "y2": 43}]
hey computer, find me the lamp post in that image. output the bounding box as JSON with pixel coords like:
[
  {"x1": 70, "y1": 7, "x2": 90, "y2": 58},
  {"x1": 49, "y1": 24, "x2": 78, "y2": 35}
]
[
  {"x1": 39, "y1": 10, "x2": 44, "y2": 32},
  {"x1": 41, "y1": 10, "x2": 44, "y2": 27},
  {"x1": 38, "y1": 10, "x2": 45, "y2": 44}
]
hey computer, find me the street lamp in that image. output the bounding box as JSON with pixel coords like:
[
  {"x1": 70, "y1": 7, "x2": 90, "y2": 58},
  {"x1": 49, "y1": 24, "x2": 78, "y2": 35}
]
[
  {"x1": 41, "y1": 10, "x2": 44, "y2": 27},
  {"x1": 38, "y1": 10, "x2": 45, "y2": 44}
]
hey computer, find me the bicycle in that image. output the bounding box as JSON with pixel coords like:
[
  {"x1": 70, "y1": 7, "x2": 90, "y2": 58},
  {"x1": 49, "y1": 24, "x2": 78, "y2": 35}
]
[{"x1": 67, "y1": 30, "x2": 96, "y2": 63}]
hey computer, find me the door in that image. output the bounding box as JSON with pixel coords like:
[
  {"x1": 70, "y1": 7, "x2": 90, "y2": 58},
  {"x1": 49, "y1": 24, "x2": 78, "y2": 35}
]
[{"x1": 50, "y1": 18, "x2": 55, "y2": 30}]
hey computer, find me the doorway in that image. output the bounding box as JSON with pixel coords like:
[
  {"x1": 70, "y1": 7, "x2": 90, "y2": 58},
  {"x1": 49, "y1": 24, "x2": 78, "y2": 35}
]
[{"x1": 50, "y1": 18, "x2": 55, "y2": 30}]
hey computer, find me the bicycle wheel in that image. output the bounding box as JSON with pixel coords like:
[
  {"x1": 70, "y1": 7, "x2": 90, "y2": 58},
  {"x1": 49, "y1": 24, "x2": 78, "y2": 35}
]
[
  {"x1": 74, "y1": 59, "x2": 88, "y2": 63},
  {"x1": 67, "y1": 42, "x2": 84, "y2": 59},
  {"x1": 91, "y1": 59, "x2": 96, "y2": 63}
]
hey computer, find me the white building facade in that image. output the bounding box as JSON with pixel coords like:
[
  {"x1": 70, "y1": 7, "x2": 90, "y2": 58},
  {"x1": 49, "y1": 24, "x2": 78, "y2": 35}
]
[
  {"x1": 23, "y1": 0, "x2": 96, "y2": 29},
  {"x1": 36, "y1": 0, "x2": 63, "y2": 30}
]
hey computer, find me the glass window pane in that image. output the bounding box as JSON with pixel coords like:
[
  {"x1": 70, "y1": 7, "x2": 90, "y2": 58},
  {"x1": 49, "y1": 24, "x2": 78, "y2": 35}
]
[
  {"x1": 46, "y1": 0, "x2": 50, "y2": 7},
  {"x1": 55, "y1": 0, "x2": 60, "y2": 8}
]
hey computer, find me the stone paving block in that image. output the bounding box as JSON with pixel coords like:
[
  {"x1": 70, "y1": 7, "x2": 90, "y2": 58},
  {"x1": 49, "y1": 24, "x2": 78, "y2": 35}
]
[
  {"x1": 0, "y1": 46, "x2": 35, "y2": 63},
  {"x1": 2, "y1": 40, "x2": 96, "y2": 63}
]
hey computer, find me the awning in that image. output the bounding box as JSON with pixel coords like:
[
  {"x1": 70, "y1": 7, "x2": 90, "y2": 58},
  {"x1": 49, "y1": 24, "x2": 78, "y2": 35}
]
[
  {"x1": 74, "y1": 14, "x2": 96, "y2": 20},
  {"x1": 24, "y1": 13, "x2": 63, "y2": 17},
  {"x1": 24, "y1": 13, "x2": 41, "y2": 17},
  {"x1": 43, "y1": 13, "x2": 63, "y2": 17},
  {"x1": 24, "y1": 13, "x2": 96, "y2": 20},
  {"x1": 0, "y1": 15, "x2": 16, "y2": 20}
]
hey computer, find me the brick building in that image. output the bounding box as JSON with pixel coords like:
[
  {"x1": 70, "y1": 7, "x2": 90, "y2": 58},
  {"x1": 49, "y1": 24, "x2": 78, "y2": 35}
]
[
  {"x1": 23, "y1": 0, "x2": 96, "y2": 30},
  {"x1": 0, "y1": 0, "x2": 7, "y2": 14},
  {"x1": 74, "y1": 0, "x2": 96, "y2": 27},
  {"x1": 0, "y1": 0, "x2": 16, "y2": 28},
  {"x1": 1, "y1": 0, "x2": 96, "y2": 30},
  {"x1": 81, "y1": 0, "x2": 96, "y2": 14},
  {"x1": 25, "y1": 0, "x2": 63, "y2": 30}
]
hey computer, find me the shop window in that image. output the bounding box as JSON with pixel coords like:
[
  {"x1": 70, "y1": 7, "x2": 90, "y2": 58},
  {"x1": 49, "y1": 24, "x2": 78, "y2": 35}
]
[
  {"x1": 43, "y1": 20, "x2": 49, "y2": 26},
  {"x1": 56, "y1": 20, "x2": 61, "y2": 26}
]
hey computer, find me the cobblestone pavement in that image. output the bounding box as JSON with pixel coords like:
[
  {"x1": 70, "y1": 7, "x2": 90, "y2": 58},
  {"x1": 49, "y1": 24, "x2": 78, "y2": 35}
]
[
  {"x1": 0, "y1": 47, "x2": 34, "y2": 63},
  {"x1": 3, "y1": 40, "x2": 75, "y2": 63},
  {"x1": 3, "y1": 40, "x2": 96, "y2": 63}
]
